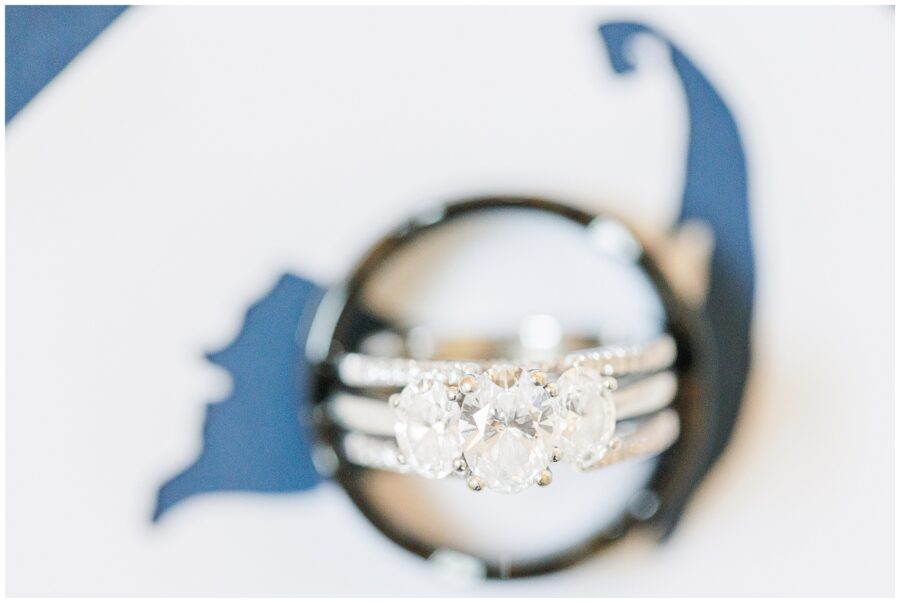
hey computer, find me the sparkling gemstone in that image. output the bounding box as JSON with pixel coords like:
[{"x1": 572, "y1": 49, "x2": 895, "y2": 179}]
[
  {"x1": 553, "y1": 367, "x2": 617, "y2": 469},
  {"x1": 394, "y1": 379, "x2": 461, "y2": 478},
  {"x1": 459, "y1": 365, "x2": 554, "y2": 493}
]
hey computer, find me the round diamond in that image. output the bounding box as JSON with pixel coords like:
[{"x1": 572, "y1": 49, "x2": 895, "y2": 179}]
[
  {"x1": 394, "y1": 379, "x2": 461, "y2": 478},
  {"x1": 553, "y1": 367, "x2": 616, "y2": 469},
  {"x1": 459, "y1": 365, "x2": 554, "y2": 493}
]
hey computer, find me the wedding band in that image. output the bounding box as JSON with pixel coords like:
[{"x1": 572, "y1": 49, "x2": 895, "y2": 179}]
[
  {"x1": 337, "y1": 333, "x2": 677, "y2": 388},
  {"x1": 341, "y1": 408, "x2": 680, "y2": 483}
]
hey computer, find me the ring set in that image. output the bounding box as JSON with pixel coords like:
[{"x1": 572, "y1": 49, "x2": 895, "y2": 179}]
[
  {"x1": 308, "y1": 198, "x2": 705, "y2": 576},
  {"x1": 327, "y1": 334, "x2": 679, "y2": 494}
]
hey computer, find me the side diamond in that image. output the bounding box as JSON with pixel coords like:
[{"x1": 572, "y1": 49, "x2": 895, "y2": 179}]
[
  {"x1": 394, "y1": 379, "x2": 462, "y2": 478},
  {"x1": 553, "y1": 367, "x2": 617, "y2": 469}
]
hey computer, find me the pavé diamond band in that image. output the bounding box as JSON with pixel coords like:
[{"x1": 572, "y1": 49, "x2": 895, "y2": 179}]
[
  {"x1": 332, "y1": 336, "x2": 678, "y2": 493},
  {"x1": 337, "y1": 333, "x2": 677, "y2": 389},
  {"x1": 342, "y1": 408, "x2": 680, "y2": 484}
]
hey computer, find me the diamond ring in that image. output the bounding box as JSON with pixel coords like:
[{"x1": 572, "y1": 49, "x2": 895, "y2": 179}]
[
  {"x1": 330, "y1": 337, "x2": 678, "y2": 493},
  {"x1": 307, "y1": 197, "x2": 703, "y2": 574},
  {"x1": 340, "y1": 403, "x2": 679, "y2": 493}
]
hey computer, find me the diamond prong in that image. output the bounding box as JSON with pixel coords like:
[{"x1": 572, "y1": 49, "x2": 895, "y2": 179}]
[
  {"x1": 389, "y1": 394, "x2": 401, "y2": 408},
  {"x1": 466, "y1": 476, "x2": 484, "y2": 492},
  {"x1": 452, "y1": 457, "x2": 468, "y2": 474},
  {"x1": 459, "y1": 374, "x2": 477, "y2": 394},
  {"x1": 396, "y1": 452, "x2": 406, "y2": 465},
  {"x1": 445, "y1": 386, "x2": 460, "y2": 402},
  {"x1": 529, "y1": 370, "x2": 547, "y2": 386},
  {"x1": 603, "y1": 377, "x2": 619, "y2": 392},
  {"x1": 551, "y1": 447, "x2": 562, "y2": 463},
  {"x1": 608, "y1": 437, "x2": 621, "y2": 451},
  {"x1": 536, "y1": 468, "x2": 553, "y2": 487},
  {"x1": 545, "y1": 382, "x2": 558, "y2": 397}
]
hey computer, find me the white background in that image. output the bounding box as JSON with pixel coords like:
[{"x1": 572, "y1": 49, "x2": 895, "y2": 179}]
[{"x1": 5, "y1": 6, "x2": 894, "y2": 596}]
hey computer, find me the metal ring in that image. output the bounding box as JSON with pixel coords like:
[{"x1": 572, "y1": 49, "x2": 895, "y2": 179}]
[{"x1": 305, "y1": 196, "x2": 717, "y2": 579}]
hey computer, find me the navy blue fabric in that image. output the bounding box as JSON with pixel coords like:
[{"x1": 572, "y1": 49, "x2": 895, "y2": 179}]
[
  {"x1": 153, "y1": 21, "x2": 754, "y2": 524},
  {"x1": 5, "y1": 5, "x2": 127, "y2": 123},
  {"x1": 601, "y1": 23, "x2": 754, "y2": 471}
]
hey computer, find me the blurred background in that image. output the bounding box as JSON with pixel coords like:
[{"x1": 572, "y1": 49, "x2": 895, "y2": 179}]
[{"x1": 5, "y1": 5, "x2": 894, "y2": 596}]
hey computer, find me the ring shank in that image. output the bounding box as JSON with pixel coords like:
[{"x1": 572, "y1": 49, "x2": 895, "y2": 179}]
[
  {"x1": 337, "y1": 334, "x2": 677, "y2": 388},
  {"x1": 342, "y1": 409, "x2": 680, "y2": 474}
]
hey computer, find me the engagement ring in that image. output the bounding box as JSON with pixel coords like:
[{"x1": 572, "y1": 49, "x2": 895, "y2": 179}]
[{"x1": 331, "y1": 336, "x2": 678, "y2": 493}]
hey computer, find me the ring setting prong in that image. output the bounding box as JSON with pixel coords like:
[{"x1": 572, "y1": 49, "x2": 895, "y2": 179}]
[
  {"x1": 466, "y1": 475, "x2": 484, "y2": 492},
  {"x1": 536, "y1": 468, "x2": 553, "y2": 487},
  {"x1": 459, "y1": 374, "x2": 477, "y2": 394},
  {"x1": 551, "y1": 447, "x2": 562, "y2": 463}
]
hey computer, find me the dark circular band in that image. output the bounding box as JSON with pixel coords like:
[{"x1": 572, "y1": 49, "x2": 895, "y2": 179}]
[{"x1": 305, "y1": 196, "x2": 718, "y2": 579}]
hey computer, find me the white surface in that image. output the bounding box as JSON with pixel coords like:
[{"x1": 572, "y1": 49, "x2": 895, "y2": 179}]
[{"x1": 6, "y1": 5, "x2": 894, "y2": 596}]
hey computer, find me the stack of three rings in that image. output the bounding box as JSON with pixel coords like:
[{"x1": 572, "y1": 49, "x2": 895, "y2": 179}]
[{"x1": 326, "y1": 333, "x2": 680, "y2": 494}]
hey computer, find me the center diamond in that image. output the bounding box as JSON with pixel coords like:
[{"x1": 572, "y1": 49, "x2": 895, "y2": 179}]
[{"x1": 459, "y1": 365, "x2": 554, "y2": 493}]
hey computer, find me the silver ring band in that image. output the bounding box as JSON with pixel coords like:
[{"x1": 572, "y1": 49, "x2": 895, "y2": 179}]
[
  {"x1": 342, "y1": 408, "x2": 680, "y2": 475},
  {"x1": 336, "y1": 333, "x2": 677, "y2": 388}
]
